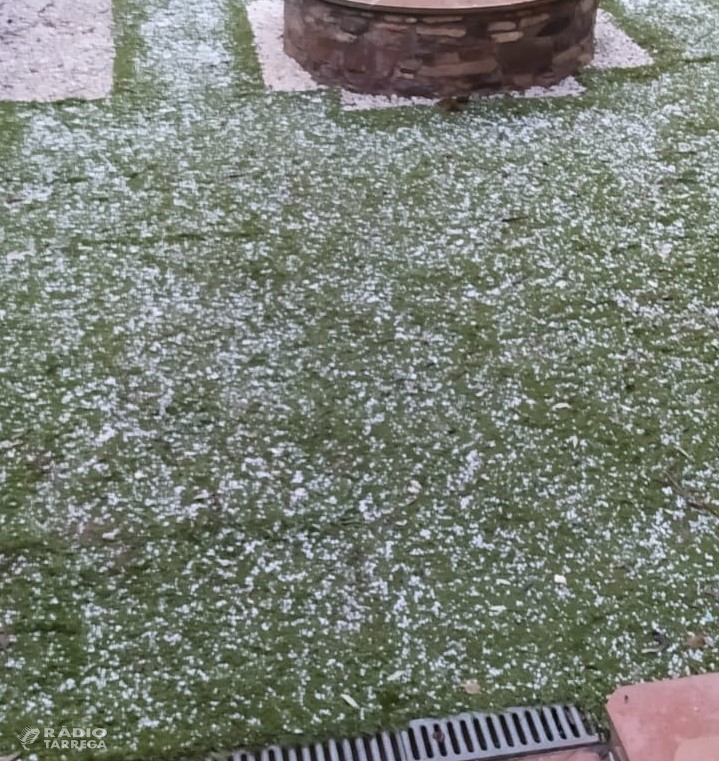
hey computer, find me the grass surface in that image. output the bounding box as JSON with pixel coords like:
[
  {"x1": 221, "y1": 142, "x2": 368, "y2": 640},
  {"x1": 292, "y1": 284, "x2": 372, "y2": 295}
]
[{"x1": 2, "y1": 0, "x2": 719, "y2": 759}]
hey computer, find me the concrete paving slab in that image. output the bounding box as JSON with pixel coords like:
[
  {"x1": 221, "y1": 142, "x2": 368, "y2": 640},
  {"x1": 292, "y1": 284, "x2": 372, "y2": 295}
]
[{"x1": 0, "y1": 0, "x2": 114, "y2": 101}]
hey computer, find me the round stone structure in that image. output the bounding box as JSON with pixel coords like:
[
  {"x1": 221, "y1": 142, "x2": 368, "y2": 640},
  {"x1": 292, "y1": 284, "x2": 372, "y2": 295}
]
[{"x1": 284, "y1": 0, "x2": 600, "y2": 97}]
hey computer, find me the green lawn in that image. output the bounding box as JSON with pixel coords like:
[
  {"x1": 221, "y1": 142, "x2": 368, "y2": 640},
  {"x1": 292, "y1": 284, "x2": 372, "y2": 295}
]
[{"x1": 2, "y1": 0, "x2": 719, "y2": 759}]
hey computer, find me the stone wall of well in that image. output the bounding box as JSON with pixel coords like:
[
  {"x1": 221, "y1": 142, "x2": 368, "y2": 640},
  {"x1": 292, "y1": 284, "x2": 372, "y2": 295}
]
[{"x1": 284, "y1": 0, "x2": 600, "y2": 97}]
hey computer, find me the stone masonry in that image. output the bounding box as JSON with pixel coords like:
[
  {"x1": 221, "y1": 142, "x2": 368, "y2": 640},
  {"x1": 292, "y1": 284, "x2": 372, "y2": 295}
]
[{"x1": 284, "y1": 0, "x2": 600, "y2": 96}]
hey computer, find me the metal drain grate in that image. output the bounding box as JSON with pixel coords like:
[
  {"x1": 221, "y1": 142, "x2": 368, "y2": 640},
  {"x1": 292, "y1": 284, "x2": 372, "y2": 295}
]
[
  {"x1": 226, "y1": 705, "x2": 600, "y2": 761},
  {"x1": 230, "y1": 732, "x2": 405, "y2": 761},
  {"x1": 401, "y1": 705, "x2": 599, "y2": 760}
]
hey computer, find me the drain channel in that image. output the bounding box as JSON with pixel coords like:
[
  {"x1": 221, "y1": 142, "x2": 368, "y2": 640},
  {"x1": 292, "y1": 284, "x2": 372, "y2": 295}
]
[
  {"x1": 401, "y1": 705, "x2": 599, "y2": 760},
  {"x1": 227, "y1": 704, "x2": 600, "y2": 761}
]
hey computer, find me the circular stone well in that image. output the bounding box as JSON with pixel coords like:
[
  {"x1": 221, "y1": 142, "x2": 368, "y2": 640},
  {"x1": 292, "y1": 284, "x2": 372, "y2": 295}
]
[{"x1": 284, "y1": 0, "x2": 600, "y2": 96}]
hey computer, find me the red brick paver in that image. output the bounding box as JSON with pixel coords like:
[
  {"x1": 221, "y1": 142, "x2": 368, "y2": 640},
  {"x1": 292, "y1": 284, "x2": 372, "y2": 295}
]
[{"x1": 608, "y1": 674, "x2": 719, "y2": 761}]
